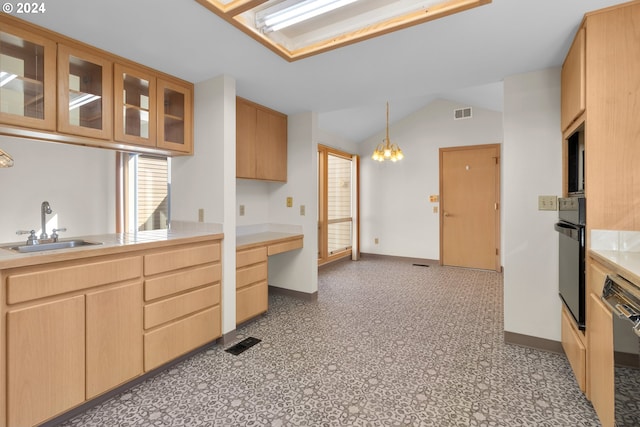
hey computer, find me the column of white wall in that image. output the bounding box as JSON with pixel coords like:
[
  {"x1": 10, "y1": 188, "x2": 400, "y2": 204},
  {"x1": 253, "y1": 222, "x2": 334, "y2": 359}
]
[{"x1": 171, "y1": 74, "x2": 237, "y2": 335}]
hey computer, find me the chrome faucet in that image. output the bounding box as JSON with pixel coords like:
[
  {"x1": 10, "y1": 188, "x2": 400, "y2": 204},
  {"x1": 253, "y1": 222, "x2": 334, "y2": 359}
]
[
  {"x1": 40, "y1": 201, "x2": 52, "y2": 239},
  {"x1": 16, "y1": 201, "x2": 66, "y2": 245}
]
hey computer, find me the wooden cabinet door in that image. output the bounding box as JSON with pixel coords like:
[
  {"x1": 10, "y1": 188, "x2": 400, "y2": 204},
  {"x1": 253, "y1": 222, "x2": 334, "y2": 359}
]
[
  {"x1": 255, "y1": 108, "x2": 287, "y2": 181},
  {"x1": 156, "y1": 78, "x2": 193, "y2": 153},
  {"x1": 236, "y1": 281, "x2": 268, "y2": 324},
  {"x1": 114, "y1": 63, "x2": 157, "y2": 147},
  {"x1": 588, "y1": 292, "x2": 614, "y2": 427},
  {"x1": 236, "y1": 98, "x2": 258, "y2": 179},
  {"x1": 57, "y1": 44, "x2": 113, "y2": 139},
  {"x1": 561, "y1": 27, "x2": 585, "y2": 132},
  {"x1": 7, "y1": 295, "x2": 85, "y2": 427},
  {"x1": 86, "y1": 281, "x2": 143, "y2": 399},
  {"x1": 236, "y1": 97, "x2": 288, "y2": 181},
  {"x1": 0, "y1": 22, "x2": 57, "y2": 131}
]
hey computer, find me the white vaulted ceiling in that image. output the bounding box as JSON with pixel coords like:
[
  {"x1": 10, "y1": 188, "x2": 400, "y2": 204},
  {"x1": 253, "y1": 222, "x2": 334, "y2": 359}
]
[{"x1": 19, "y1": 0, "x2": 623, "y2": 142}]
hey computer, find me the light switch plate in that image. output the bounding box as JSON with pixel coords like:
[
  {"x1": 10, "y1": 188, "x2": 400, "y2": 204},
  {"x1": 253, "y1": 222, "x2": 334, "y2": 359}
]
[
  {"x1": 300, "y1": 205, "x2": 305, "y2": 216},
  {"x1": 239, "y1": 205, "x2": 245, "y2": 216},
  {"x1": 538, "y1": 195, "x2": 557, "y2": 211}
]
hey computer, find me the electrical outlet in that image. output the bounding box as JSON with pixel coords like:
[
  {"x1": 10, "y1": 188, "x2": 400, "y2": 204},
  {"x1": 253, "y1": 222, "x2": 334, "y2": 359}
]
[
  {"x1": 433, "y1": 206, "x2": 438, "y2": 213},
  {"x1": 374, "y1": 238, "x2": 379, "y2": 244},
  {"x1": 239, "y1": 205, "x2": 245, "y2": 216},
  {"x1": 198, "y1": 208, "x2": 204, "y2": 222},
  {"x1": 286, "y1": 197, "x2": 293, "y2": 207},
  {"x1": 538, "y1": 195, "x2": 558, "y2": 211},
  {"x1": 300, "y1": 205, "x2": 305, "y2": 216}
]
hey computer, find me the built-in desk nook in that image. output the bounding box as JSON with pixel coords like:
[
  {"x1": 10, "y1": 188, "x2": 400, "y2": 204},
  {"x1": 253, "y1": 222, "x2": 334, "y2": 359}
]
[{"x1": 235, "y1": 230, "x2": 303, "y2": 324}]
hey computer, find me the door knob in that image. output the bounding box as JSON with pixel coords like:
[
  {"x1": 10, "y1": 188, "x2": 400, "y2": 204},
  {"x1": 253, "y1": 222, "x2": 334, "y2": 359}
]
[{"x1": 443, "y1": 212, "x2": 450, "y2": 217}]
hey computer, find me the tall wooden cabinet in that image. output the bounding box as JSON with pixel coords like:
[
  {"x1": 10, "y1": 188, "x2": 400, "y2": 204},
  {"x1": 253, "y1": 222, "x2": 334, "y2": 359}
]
[
  {"x1": 561, "y1": 2, "x2": 640, "y2": 426},
  {"x1": 236, "y1": 97, "x2": 288, "y2": 182},
  {"x1": 583, "y1": 1, "x2": 640, "y2": 232}
]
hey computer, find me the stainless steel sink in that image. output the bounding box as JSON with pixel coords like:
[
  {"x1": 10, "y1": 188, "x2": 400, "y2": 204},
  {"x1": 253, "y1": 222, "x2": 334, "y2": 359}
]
[{"x1": 4, "y1": 239, "x2": 103, "y2": 253}]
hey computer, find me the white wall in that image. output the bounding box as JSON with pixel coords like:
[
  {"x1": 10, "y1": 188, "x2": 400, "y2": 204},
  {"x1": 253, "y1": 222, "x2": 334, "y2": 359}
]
[
  {"x1": 267, "y1": 112, "x2": 318, "y2": 294},
  {"x1": 317, "y1": 128, "x2": 359, "y2": 154},
  {"x1": 0, "y1": 137, "x2": 115, "y2": 243},
  {"x1": 358, "y1": 99, "x2": 503, "y2": 259},
  {"x1": 172, "y1": 74, "x2": 237, "y2": 335},
  {"x1": 503, "y1": 68, "x2": 563, "y2": 341},
  {"x1": 236, "y1": 179, "x2": 270, "y2": 226}
]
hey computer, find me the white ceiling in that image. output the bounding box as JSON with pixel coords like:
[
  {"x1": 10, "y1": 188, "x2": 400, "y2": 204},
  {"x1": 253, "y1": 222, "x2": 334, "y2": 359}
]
[{"x1": 20, "y1": 0, "x2": 622, "y2": 142}]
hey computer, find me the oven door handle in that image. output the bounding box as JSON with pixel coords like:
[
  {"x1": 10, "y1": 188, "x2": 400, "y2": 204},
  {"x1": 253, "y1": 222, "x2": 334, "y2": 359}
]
[{"x1": 554, "y1": 222, "x2": 581, "y2": 240}]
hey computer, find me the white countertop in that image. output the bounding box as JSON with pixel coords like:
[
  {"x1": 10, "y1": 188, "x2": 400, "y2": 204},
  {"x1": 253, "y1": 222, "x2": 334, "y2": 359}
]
[
  {"x1": 590, "y1": 229, "x2": 640, "y2": 285},
  {"x1": 0, "y1": 223, "x2": 223, "y2": 269}
]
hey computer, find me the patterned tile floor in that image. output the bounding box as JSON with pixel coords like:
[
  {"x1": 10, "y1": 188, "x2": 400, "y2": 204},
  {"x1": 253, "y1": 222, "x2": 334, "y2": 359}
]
[{"x1": 59, "y1": 257, "x2": 600, "y2": 426}]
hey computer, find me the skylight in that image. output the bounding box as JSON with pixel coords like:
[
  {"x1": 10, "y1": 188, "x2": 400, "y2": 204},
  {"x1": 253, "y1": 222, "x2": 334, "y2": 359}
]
[{"x1": 196, "y1": 0, "x2": 492, "y2": 61}]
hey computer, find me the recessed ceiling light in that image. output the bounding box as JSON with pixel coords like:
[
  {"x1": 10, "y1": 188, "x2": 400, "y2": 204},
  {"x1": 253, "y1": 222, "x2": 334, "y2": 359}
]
[{"x1": 196, "y1": 0, "x2": 492, "y2": 61}]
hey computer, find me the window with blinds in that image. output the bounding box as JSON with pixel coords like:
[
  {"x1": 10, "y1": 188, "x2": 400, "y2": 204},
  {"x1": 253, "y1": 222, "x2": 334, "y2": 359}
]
[
  {"x1": 136, "y1": 155, "x2": 169, "y2": 231},
  {"x1": 119, "y1": 153, "x2": 170, "y2": 232}
]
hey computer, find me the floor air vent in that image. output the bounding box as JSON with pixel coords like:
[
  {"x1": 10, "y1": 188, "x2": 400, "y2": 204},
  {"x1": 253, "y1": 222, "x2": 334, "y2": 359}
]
[
  {"x1": 225, "y1": 337, "x2": 261, "y2": 355},
  {"x1": 412, "y1": 263, "x2": 430, "y2": 267},
  {"x1": 454, "y1": 107, "x2": 472, "y2": 120}
]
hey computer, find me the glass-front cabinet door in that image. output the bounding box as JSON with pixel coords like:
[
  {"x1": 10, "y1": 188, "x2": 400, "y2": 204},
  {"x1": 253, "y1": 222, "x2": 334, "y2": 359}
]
[
  {"x1": 114, "y1": 63, "x2": 156, "y2": 147},
  {"x1": 57, "y1": 44, "x2": 112, "y2": 139},
  {"x1": 0, "y1": 23, "x2": 56, "y2": 131},
  {"x1": 157, "y1": 78, "x2": 192, "y2": 153}
]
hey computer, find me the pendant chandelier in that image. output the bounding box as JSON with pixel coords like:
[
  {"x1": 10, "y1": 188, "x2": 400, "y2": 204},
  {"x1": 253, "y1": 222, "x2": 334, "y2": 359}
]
[{"x1": 371, "y1": 102, "x2": 403, "y2": 162}]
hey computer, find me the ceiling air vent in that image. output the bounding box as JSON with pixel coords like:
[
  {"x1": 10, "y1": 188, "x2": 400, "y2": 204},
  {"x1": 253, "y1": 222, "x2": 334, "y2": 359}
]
[{"x1": 454, "y1": 107, "x2": 472, "y2": 120}]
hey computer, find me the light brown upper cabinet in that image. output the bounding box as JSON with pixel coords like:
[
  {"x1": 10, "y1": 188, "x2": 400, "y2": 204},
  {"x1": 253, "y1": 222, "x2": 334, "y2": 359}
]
[
  {"x1": 114, "y1": 63, "x2": 157, "y2": 147},
  {"x1": 561, "y1": 27, "x2": 585, "y2": 132},
  {"x1": 0, "y1": 15, "x2": 193, "y2": 156},
  {"x1": 0, "y1": 22, "x2": 57, "y2": 131},
  {"x1": 236, "y1": 97, "x2": 287, "y2": 182},
  {"x1": 57, "y1": 44, "x2": 113, "y2": 140},
  {"x1": 157, "y1": 78, "x2": 193, "y2": 153}
]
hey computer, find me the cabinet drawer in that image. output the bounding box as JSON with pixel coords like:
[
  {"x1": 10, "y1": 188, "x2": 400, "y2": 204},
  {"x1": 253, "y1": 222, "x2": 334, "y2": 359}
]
[
  {"x1": 7, "y1": 256, "x2": 142, "y2": 304},
  {"x1": 237, "y1": 262, "x2": 267, "y2": 289},
  {"x1": 144, "y1": 242, "x2": 220, "y2": 276},
  {"x1": 237, "y1": 246, "x2": 267, "y2": 268},
  {"x1": 236, "y1": 281, "x2": 268, "y2": 324},
  {"x1": 144, "y1": 263, "x2": 220, "y2": 301},
  {"x1": 144, "y1": 284, "x2": 220, "y2": 329},
  {"x1": 144, "y1": 306, "x2": 221, "y2": 371},
  {"x1": 268, "y1": 237, "x2": 303, "y2": 256},
  {"x1": 561, "y1": 305, "x2": 586, "y2": 392}
]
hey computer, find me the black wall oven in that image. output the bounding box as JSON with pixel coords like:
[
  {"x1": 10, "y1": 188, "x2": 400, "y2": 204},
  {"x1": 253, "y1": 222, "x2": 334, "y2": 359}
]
[{"x1": 555, "y1": 197, "x2": 586, "y2": 329}]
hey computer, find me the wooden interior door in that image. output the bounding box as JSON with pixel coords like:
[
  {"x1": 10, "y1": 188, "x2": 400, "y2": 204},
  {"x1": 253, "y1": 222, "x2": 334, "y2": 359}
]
[{"x1": 440, "y1": 144, "x2": 500, "y2": 271}]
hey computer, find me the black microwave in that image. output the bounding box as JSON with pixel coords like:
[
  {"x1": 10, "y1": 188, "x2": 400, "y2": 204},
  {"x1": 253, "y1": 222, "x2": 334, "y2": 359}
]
[{"x1": 566, "y1": 123, "x2": 585, "y2": 195}]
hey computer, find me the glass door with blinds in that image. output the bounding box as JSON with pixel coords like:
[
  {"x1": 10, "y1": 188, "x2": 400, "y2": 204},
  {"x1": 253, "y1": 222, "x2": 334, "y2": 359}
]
[{"x1": 318, "y1": 145, "x2": 359, "y2": 265}]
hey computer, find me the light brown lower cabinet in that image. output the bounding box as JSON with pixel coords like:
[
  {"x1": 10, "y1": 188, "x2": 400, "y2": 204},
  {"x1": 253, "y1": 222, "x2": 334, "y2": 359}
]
[
  {"x1": 86, "y1": 282, "x2": 143, "y2": 399},
  {"x1": 236, "y1": 246, "x2": 268, "y2": 324},
  {"x1": 561, "y1": 304, "x2": 586, "y2": 391},
  {"x1": 587, "y1": 260, "x2": 614, "y2": 427},
  {"x1": 235, "y1": 236, "x2": 303, "y2": 324},
  {"x1": 1, "y1": 236, "x2": 223, "y2": 427},
  {"x1": 142, "y1": 241, "x2": 223, "y2": 371},
  {"x1": 7, "y1": 295, "x2": 86, "y2": 427}
]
